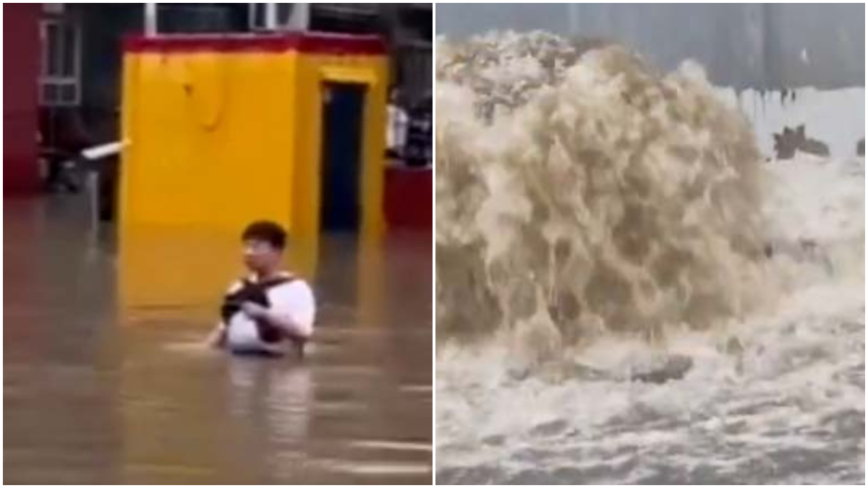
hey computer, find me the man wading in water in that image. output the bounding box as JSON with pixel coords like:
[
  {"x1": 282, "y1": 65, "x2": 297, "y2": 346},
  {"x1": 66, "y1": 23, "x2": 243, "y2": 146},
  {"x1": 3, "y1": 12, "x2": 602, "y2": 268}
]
[{"x1": 206, "y1": 221, "x2": 316, "y2": 357}]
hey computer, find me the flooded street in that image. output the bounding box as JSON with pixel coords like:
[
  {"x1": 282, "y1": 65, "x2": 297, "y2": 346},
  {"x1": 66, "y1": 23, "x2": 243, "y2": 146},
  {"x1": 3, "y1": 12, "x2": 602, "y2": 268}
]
[{"x1": 4, "y1": 196, "x2": 432, "y2": 484}]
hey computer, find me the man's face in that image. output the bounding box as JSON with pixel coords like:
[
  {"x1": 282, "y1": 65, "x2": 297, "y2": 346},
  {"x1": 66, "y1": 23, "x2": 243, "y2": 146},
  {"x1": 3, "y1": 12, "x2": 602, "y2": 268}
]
[{"x1": 242, "y1": 239, "x2": 280, "y2": 272}]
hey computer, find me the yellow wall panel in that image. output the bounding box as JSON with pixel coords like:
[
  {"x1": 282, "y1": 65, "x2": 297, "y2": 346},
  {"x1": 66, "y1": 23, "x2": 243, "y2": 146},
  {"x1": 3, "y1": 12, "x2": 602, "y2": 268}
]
[
  {"x1": 122, "y1": 51, "x2": 297, "y2": 233},
  {"x1": 118, "y1": 34, "x2": 388, "y2": 315},
  {"x1": 291, "y1": 52, "x2": 388, "y2": 245},
  {"x1": 119, "y1": 34, "x2": 387, "y2": 239}
]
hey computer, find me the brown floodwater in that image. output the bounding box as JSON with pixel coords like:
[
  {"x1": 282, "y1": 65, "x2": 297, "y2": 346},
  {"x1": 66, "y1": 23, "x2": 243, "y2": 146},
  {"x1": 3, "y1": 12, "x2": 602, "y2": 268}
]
[{"x1": 4, "y1": 195, "x2": 432, "y2": 484}]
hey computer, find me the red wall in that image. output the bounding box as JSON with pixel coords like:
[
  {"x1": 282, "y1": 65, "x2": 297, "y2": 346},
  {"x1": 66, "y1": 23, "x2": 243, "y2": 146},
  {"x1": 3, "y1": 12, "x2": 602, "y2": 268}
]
[
  {"x1": 384, "y1": 167, "x2": 432, "y2": 230},
  {"x1": 4, "y1": 4, "x2": 40, "y2": 194}
]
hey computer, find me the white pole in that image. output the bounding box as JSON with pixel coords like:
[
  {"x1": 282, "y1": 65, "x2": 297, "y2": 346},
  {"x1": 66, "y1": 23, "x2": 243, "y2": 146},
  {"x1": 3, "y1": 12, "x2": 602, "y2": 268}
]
[
  {"x1": 569, "y1": 4, "x2": 579, "y2": 36},
  {"x1": 88, "y1": 170, "x2": 99, "y2": 228},
  {"x1": 288, "y1": 3, "x2": 310, "y2": 31},
  {"x1": 265, "y1": 3, "x2": 278, "y2": 30},
  {"x1": 145, "y1": 3, "x2": 158, "y2": 37}
]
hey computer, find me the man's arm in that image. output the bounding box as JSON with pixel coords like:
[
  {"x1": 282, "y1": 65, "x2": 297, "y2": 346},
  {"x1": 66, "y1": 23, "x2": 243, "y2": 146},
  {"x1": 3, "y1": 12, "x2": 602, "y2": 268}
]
[
  {"x1": 205, "y1": 322, "x2": 227, "y2": 348},
  {"x1": 210, "y1": 279, "x2": 245, "y2": 348},
  {"x1": 242, "y1": 282, "x2": 315, "y2": 340},
  {"x1": 241, "y1": 302, "x2": 310, "y2": 339},
  {"x1": 262, "y1": 309, "x2": 310, "y2": 339}
]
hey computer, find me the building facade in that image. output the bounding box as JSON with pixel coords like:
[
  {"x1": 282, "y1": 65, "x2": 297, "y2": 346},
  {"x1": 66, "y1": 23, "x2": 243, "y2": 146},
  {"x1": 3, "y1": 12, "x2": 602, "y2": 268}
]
[{"x1": 4, "y1": 3, "x2": 432, "y2": 195}]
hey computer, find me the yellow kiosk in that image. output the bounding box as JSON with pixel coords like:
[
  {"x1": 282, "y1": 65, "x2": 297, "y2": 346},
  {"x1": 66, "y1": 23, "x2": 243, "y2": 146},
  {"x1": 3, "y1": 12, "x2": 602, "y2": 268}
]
[
  {"x1": 120, "y1": 32, "x2": 388, "y2": 239},
  {"x1": 118, "y1": 32, "x2": 388, "y2": 311}
]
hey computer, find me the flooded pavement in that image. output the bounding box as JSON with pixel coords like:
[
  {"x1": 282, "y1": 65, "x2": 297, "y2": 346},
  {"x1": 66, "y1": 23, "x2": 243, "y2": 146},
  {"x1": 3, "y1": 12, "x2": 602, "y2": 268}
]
[{"x1": 4, "y1": 195, "x2": 432, "y2": 484}]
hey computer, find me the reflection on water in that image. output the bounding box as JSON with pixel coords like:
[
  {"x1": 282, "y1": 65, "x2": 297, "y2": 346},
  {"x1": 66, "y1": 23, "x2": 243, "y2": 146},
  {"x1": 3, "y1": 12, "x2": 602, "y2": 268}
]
[{"x1": 4, "y1": 196, "x2": 432, "y2": 484}]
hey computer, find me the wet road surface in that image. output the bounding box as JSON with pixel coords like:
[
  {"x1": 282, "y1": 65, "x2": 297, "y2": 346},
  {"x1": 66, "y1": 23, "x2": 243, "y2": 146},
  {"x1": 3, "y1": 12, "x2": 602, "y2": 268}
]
[{"x1": 4, "y1": 195, "x2": 432, "y2": 484}]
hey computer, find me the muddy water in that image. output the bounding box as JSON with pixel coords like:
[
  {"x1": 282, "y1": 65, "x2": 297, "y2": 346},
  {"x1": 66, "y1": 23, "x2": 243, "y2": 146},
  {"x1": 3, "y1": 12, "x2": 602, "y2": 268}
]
[
  {"x1": 4, "y1": 196, "x2": 432, "y2": 484},
  {"x1": 435, "y1": 31, "x2": 863, "y2": 484}
]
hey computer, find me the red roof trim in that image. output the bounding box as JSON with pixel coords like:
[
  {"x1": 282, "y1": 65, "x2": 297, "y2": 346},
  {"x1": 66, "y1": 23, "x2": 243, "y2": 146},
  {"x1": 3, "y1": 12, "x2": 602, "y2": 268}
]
[{"x1": 124, "y1": 32, "x2": 386, "y2": 55}]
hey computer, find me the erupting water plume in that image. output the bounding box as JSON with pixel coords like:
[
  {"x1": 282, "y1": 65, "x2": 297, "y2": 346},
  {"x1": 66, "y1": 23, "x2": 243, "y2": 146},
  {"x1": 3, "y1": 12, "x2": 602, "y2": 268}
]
[{"x1": 436, "y1": 32, "x2": 773, "y2": 361}]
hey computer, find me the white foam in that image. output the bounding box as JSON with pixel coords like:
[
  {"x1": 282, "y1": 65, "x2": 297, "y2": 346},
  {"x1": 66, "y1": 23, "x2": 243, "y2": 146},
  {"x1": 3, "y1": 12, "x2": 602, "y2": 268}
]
[{"x1": 436, "y1": 31, "x2": 865, "y2": 484}]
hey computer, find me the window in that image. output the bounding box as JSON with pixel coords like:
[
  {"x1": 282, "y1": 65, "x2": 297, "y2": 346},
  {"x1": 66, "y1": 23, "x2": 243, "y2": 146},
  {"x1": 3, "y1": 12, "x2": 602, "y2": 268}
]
[
  {"x1": 39, "y1": 19, "x2": 81, "y2": 106},
  {"x1": 250, "y1": 3, "x2": 267, "y2": 29},
  {"x1": 249, "y1": 3, "x2": 293, "y2": 31},
  {"x1": 42, "y1": 3, "x2": 64, "y2": 15},
  {"x1": 396, "y1": 42, "x2": 432, "y2": 104}
]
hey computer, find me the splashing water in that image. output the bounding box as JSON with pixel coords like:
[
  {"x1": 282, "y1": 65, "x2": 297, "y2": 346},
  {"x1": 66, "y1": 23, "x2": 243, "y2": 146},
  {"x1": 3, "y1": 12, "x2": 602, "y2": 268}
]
[
  {"x1": 437, "y1": 31, "x2": 770, "y2": 357},
  {"x1": 436, "y1": 32, "x2": 864, "y2": 484}
]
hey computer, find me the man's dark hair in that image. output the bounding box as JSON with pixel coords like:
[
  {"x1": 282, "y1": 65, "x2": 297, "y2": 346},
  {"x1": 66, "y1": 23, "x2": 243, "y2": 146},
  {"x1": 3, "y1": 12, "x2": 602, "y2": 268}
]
[{"x1": 242, "y1": 220, "x2": 287, "y2": 250}]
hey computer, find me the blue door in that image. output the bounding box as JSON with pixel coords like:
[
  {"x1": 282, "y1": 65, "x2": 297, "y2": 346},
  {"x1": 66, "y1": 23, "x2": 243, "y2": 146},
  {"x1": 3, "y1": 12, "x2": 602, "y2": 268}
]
[{"x1": 320, "y1": 82, "x2": 365, "y2": 231}]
